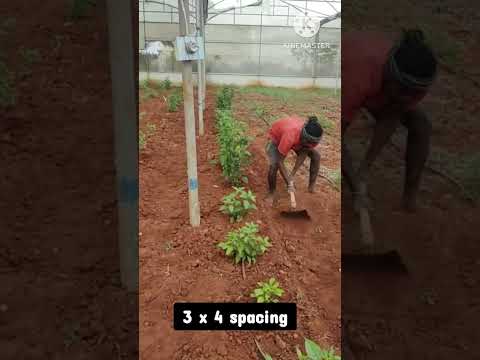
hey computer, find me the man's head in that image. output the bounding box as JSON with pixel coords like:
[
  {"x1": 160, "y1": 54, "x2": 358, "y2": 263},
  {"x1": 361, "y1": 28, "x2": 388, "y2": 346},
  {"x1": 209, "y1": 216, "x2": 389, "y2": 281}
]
[
  {"x1": 301, "y1": 116, "x2": 323, "y2": 146},
  {"x1": 384, "y1": 29, "x2": 437, "y2": 107}
]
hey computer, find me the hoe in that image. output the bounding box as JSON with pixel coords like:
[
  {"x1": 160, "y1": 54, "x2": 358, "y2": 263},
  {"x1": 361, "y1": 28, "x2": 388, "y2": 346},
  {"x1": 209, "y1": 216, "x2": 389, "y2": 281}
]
[{"x1": 280, "y1": 188, "x2": 311, "y2": 220}]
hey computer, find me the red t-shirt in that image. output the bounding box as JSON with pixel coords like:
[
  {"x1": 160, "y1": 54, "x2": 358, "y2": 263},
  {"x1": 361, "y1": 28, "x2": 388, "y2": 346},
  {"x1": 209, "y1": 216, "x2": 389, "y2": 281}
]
[
  {"x1": 342, "y1": 31, "x2": 427, "y2": 125},
  {"x1": 268, "y1": 117, "x2": 317, "y2": 156}
]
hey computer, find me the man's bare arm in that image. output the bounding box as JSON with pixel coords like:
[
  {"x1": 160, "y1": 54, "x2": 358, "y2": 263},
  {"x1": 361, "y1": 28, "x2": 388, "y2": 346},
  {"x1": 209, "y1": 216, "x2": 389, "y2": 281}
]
[
  {"x1": 277, "y1": 154, "x2": 291, "y2": 185},
  {"x1": 341, "y1": 121, "x2": 360, "y2": 192},
  {"x1": 357, "y1": 109, "x2": 402, "y2": 181},
  {"x1": 290, "y1": 151, "x2": 308, "y2": 179}
]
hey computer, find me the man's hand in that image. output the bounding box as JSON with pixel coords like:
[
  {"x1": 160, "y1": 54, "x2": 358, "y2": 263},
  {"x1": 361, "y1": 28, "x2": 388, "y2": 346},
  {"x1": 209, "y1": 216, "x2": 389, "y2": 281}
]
[{"x1": 291, "y1": 151, "x2": 308, "y2": 179}]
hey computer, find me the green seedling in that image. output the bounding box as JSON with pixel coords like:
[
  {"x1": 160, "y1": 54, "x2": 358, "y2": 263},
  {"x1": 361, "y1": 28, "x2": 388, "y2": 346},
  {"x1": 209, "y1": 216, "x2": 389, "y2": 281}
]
[
  {"x1": 254, "y1": 104, "x2": 267, "y2": 118},
  {"x1": 251, "y1": 278, "x2": 284, "y2": 303},
  {"x1": 139, "y1": 130, "x2": 147, "y2": 150},
  {"x1": 218, "y1": 222, "x2": 271, "y2": 264},
  {"x1": 164, "y1": 241, "x2": 173, "y2": 252},
  {"x1": 139, "y1": 123, "x2": 157, "y2": 150},
  {"x1": 167, "y1": 92, "x2": 182, "y2": 112},
  {"x1": 146, "y1": 123, "x2": 156, "y2": 135},
  {"x1": 160, "y1": 78, "x2": 172, "y2": 90},
  {"x1": 220, "y1": 187, "x2": 257, "y2": 222},
  {"x1": 0, "y1": 61, "x2": 14, "y2": 107},
  {"x1": 70, "y1": 0, "x2": 96, "y2": 19},
  {"x1": 296, "y1": 338, "x2": 340, "y2": 360},
  {"x1": 0, "y1": 17, "x2": 16, "y2": 35},
  {"x1": 19, "y1": 47, "x2": 41, "y2": 76},
  {"x1": 140, "y1": 82, "x2": 159, "y2": 101}
]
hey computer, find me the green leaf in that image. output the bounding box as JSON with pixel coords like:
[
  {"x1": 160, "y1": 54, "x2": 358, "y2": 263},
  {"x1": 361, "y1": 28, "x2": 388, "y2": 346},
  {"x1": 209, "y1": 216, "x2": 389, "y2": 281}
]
[
  {"x1": 296, "y1": 346, "x2": 304, "y2": 359},
  {"x1": 305, "y1": 339, "x2": 322, "y2": 359},
  {"x1": 253, "y1": 289, "x2": 263, "y2": 296}
]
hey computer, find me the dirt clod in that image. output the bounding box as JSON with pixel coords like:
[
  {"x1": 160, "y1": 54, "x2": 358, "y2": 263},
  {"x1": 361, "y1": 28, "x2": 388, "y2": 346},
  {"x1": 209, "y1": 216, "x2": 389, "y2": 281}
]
[{"x1": 275, "y1": 335, "x2": 287, "y2": 350}]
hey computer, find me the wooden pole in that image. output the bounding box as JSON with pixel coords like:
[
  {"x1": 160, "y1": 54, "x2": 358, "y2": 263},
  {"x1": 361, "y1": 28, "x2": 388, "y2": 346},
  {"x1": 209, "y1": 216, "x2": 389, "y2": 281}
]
[
  {"x1": 196, "y1": 0, "x2": 204, "y2": 136},
  {"x1": 312, "y1": 28, "x2": 320, "y2": 87},
  {"x1": 106, "y1": 0, "x2": 139, "y2": 291},
  {"x1": 200, "y1": 0, "x2": 207, "y2": 117},
  {"x1": 178, "y1": 0, "x2": 201, "y2": 226},
  {"x1": 335, "y1": 43, "x2": 340, "y2": 96}
]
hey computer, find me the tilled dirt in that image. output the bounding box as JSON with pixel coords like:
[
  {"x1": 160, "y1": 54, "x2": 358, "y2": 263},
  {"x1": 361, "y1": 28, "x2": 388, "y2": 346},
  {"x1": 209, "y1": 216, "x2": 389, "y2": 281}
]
[
  {"x1": 1, "y1": 1, "x2": 138, "y2": 359},
  {"x1": 342, "y1": 131, "x2": 480, "y2": 359},
  {"x1": 342, "y1": 2, "x2": 480, "y2": 358},
  {"x1": 139, "y1": 87, "x2": 341, "y2": 359}
]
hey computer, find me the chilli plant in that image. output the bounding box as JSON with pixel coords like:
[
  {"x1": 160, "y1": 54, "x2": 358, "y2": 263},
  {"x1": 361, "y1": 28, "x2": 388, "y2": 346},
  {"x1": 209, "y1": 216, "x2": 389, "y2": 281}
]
[
  {"x1": 251, "y1": 278, "x2": 284, "y2": 303},
  {"x1": 218, "y1": 222, "x2": 271, "y2": 265},
  {"x1": 215, "y1": 109, "x2": 252, "y2": 184},
  {"x1": 216, "y1": 86, "x2": 234, "y2": 110},
  {"x1": 220, "y1": 187, "x2": 257, "y2": 222},
  {"x1": 139, "y1": 123, "x2": 156, "y2": 150}
]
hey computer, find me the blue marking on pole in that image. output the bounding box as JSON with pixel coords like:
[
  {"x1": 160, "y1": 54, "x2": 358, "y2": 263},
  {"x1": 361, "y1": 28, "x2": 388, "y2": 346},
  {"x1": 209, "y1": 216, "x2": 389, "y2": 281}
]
[
  {"x1": 189, "y1": 178, "x2": 198, "y2": 190},
  {"x1": 119, "y1": 177, "x2": 139, "y2": 204}
]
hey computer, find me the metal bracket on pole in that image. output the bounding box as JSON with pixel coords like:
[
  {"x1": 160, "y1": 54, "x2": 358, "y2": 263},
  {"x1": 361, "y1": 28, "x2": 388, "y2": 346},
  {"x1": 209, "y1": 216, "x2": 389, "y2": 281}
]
[{"x1": 175, "y1": 36, "x2": 205, "y2": 61}]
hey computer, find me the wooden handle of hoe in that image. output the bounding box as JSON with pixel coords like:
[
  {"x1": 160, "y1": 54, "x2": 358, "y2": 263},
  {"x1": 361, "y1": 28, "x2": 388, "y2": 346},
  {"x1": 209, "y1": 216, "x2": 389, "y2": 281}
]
[
  {"x1": 289, "y1": 190, "x2": 297, "y2": 209},
  {"x1": 358, "y1": 206, "x2": 375, "y2": 247}
]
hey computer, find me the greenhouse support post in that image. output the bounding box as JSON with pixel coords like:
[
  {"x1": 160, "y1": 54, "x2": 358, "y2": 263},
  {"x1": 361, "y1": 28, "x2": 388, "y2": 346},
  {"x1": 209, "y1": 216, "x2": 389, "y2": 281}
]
[
  {"x1": 106, "y1": 0, "x2": 139, "y2": 291},
  {"x1": 200, "y1": 2, "x2": 206, "y2": 103},
  {"x1": 179, "y1": 0, "x2": 201, "y2": 226},
  {"x1": 196, "y1": 0, "x2": 205, "y2": 136}
]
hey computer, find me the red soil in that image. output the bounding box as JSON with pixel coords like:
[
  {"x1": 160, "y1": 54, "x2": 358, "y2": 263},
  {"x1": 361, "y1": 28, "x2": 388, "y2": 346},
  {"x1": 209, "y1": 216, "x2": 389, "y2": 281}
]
[
  {"x1": 2, "y1": 1, "x2": 137, "y2": 359},
  {"x1": 341, "y1": 1, "x2": 480, "y2": 357},
  {"x1": 139, "y1": 87, "x2": 341, "y2": 359},
  {"x1": 342, "y1": 121, "x2": 480, "y2": 359}
]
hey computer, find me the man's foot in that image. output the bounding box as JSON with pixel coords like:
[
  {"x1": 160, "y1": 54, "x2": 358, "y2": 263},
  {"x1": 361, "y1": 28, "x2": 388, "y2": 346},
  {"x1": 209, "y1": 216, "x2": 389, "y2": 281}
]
[
  {"x1": 265, "y1": 193, "x2": 276, "y2": 207},
  {"x1": 308, "y1": 184, "x2": 315, "y2": 193},
  {"x1": 402, "y1": 196, "x2": 418, "y2": 213}
]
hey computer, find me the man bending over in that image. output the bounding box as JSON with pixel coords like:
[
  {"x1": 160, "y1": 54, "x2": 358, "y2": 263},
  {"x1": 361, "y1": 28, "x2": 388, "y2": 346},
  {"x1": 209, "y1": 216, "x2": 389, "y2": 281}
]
[
  {"x1": 265, "y1": 115, "x2": 323, "y2": 206},
  {"x1": 342, "y1": 29, "x2": 437, "y2": 212}
]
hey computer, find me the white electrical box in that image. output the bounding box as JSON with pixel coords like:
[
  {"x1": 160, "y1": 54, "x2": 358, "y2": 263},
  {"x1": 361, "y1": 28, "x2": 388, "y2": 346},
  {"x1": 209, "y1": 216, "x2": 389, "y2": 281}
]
[{"x1": 175, "y1": 36, "x2": 205, "y2": 61}]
